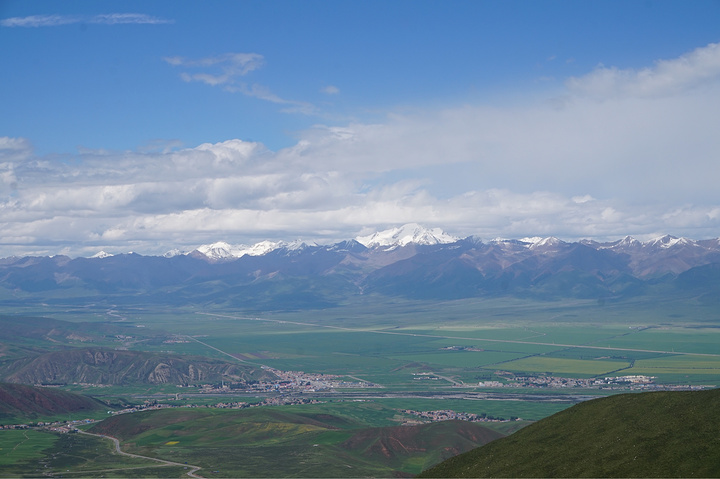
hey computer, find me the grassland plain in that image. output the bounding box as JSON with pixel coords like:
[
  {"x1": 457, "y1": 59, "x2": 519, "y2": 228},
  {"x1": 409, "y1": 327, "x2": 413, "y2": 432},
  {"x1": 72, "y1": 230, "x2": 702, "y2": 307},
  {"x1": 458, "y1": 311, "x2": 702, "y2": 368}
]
[
  {"x1": 144, "y1": 309, "x2": 720, "y2": 387},
  {"x1": 10, "y1": 296, "x2": 719, "y2": 395}
]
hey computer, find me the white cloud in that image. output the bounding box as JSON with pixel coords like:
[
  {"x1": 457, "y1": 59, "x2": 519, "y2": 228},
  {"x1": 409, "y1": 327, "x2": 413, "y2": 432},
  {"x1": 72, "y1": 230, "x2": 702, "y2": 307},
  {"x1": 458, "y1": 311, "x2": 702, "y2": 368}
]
[
  {"x1": 165, "y1": 53, "x2": 318, "y2": 114},
  {"x1": 321, "y1": 85, "x2": 340, "y2": 95},
  {"x1": 1, "y1": 14, "x2": 78, "y2": 27},
  {"x1": 567, "y1": 42, "x2": 720, "y2": 99},
  {"x1": 1, "y1": 13, "x2": 172, "y2": 27},
  {"x1": 165, "y1": 53, "x2": 265, "y2": 87},
  {"x1": 89, "y1": 13, "x2": 173, "y2": 25},
  {"x1": 232, "y1": 83, "x2": 317, "y2": 114},
  {"x1": 0, "y1": 136, "x2": 33, "y2": 163}
]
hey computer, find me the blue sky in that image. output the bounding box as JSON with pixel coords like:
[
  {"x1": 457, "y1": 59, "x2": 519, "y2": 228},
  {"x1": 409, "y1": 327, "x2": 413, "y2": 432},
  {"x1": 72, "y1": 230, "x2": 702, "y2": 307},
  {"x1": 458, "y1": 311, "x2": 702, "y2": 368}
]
[{"x1": 1, "y1": 0, "x2": 720, "y2": 256}]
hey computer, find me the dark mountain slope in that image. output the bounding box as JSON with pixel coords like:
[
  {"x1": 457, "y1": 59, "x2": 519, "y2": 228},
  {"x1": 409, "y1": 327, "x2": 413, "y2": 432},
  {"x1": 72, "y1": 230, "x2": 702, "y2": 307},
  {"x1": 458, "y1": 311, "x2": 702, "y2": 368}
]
[
  {"x1": 0, "y1": 382, "x2": 105, "y2": 421},
  {"x1": 420, "y1": 388, "x2": 720, "y2": 478},
  {"x1": 1, "y1": 348, "x2": 275, "y2": 386},
  {"x1": 675, "y1": 263, "x2": 720, "y2": 303}
]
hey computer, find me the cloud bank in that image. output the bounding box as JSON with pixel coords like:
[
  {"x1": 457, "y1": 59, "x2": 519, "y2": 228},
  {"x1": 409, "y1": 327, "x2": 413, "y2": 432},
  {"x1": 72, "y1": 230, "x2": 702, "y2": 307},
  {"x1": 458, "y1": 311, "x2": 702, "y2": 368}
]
[{"x1": 2, "y1": 42, "x2": 720, "y2": 257}]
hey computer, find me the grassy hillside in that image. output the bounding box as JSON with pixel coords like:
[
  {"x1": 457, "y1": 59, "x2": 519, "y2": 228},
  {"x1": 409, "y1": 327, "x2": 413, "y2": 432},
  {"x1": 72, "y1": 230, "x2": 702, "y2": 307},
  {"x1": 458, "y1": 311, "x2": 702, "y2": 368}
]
[
  {"x1": 89, "y1": 404, "x2": 504, "y2": 477},
  {"x1": 0, "y1": 383, "x2": 105, "y2": 422},
  {"x1": 420, "y1": 388, "x2": 720, "y2": 478}
]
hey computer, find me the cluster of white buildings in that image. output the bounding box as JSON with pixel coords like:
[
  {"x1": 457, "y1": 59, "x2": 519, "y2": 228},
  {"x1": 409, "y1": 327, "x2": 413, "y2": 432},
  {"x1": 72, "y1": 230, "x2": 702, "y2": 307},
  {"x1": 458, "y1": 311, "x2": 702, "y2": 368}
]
[
  {"x1": 478, "y1": 374, "x2": 657, "y2": 389},
  {"x1": 401, "y1": 408, "x2": 517, "y2": 423},
  {"x1": 1, "y1": 418, "x2": 95, "y2": 433},
  {"x1": 259, "y1": 367, "x2": 379, "y2": 392}
]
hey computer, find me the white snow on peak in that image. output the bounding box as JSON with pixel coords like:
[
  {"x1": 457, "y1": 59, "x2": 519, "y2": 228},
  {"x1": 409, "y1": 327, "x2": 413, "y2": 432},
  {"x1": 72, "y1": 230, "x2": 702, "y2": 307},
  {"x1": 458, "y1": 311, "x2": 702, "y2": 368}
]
[
  {"x1": 91, "y1": 251, "x2": 113, "y2": 259},
  {"x1": 520, "y1": 236, "x2": 563, "y2": 248},
  {"x1": 618, "y1": 235, "x2": 641, "y2": 246},
  {"x1": 355, "y1": 223, "x2": 458, "y2": 248},
  {"x1": 243, "y1": 240, "x2": 285, "y2": 256},
  {"x1": 519, "y1": 236, "x2": 544, "y2": 244},
  {"x1": 195, "y1": 241, "x2": 245, "y2": 260},
  {"x1": 285, "y1": 239, "x2": 315, "y2": 251},
  {"x1": 598, "y1": 235, "x2": 641, "y2": 250},
  {"x1": 193, "y1": 240, "x2": 289, "y2": 260},
  {"x1": 163, "y1": 248, "x2": 184, "y2": 258},
  {"x1": 646, "y1": 235, "x2": 695, "y2": 249}
]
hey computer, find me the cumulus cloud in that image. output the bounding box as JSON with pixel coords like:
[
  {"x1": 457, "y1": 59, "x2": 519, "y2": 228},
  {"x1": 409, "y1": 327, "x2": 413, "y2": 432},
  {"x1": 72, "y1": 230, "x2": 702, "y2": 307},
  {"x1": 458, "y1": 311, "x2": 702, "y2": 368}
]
[
  {"x1": 1, "y1": 13, "x2": 172, "y2": 27},
  {"x1": 2, "y1": 42, "x2": 720, "y2": 256}
]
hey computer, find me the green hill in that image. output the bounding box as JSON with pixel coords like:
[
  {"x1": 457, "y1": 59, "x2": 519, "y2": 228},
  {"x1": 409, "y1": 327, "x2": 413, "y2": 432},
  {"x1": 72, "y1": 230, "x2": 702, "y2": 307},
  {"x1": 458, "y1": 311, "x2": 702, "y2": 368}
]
[
  {"x1": 420, "y1": 388, "x2": 720, "y2": 478},
  {"x1": 0, "y1": 382, "x2": 105, "y2": 422},
  {"x1": 89, "y1": 405, "x2": 503, "y2": 477}
]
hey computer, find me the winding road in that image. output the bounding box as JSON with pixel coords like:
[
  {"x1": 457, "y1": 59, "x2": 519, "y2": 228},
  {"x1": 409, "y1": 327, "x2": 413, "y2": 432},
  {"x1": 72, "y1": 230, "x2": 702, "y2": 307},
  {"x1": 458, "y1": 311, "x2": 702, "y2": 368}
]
[{"x1": 78, "y1": 430, "x2": 204, "y2": 478}]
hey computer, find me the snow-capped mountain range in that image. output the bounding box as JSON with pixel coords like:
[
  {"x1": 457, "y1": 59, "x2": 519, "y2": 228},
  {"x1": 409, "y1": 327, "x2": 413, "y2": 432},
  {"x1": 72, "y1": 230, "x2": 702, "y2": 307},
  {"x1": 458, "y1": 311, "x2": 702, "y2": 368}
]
[
  {"x1": 1, "y1": 224, "x2": 719, "y2": 310},
  {"x1": 159, "y1": 224, "x2": 718, "y2": 263},
  {"x1": 163, "y1": 223, "x2": 457, "y2": 260}
]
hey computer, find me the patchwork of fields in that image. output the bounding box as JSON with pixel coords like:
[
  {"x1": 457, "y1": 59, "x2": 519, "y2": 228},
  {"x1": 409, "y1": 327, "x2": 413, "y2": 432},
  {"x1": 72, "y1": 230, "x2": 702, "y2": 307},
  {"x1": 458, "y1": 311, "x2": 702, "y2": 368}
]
[{"x1": 1, "y1": 296, "x2": 718, "y2": 477}]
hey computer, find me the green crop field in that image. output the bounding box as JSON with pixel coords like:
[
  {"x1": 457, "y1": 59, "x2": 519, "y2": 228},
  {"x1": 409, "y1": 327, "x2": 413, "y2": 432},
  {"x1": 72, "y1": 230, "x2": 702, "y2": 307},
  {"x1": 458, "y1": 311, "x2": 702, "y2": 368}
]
[
  {"x1": 0, "y1": 430, "x2": 57, "y2": 466},
  {"x1": 389, "y1": 350, "x2": 528, "y2": 368},
  {"x1": 487, "y1": 356, "x2": 631, "y2": 376}
]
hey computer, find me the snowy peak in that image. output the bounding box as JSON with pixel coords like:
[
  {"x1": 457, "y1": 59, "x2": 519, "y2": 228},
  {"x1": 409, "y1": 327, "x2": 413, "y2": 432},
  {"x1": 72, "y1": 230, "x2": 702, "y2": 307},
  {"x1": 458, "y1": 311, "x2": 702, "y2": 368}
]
[
  {"x1": 355, "y1": 223, "x2": 458, "y2": 248},
  {"x1": 192, "y1": 240, "x2": 285, "y2": 261},
  {"x1": 646, "y1": 235, "x2": 695, "y2": 249},
  {"x1": 194, "y1": 241, "x2": 245, "y2": 260},
  {"x1": 598, "y1": 235, "x2": 642, "y2": 251},
  {"x1": 600, "y1": 235, "x2": 697, "y2": 251},
  {"x1": 519, "y1": 236, "x2": 564, "y2": 249},
  {"x1": 91, "y1": 251, "x2": 113, "y2": 259},
  {"x1": 617, "y1": 235, "x2": 641, "y2": 247},
  {"x1": 244, "y1": 240, "x2": 286, "y2": 256}
]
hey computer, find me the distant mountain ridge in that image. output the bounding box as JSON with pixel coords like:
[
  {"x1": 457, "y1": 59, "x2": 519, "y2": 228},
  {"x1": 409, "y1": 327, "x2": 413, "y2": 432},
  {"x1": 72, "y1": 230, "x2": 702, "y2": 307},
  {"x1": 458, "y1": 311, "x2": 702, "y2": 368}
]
[
  {"x1": 1, "y1": 225, "x2": 719, "y2": 309},
  {"x1": 181, "y1": 228, "x2": 720, "y2": 268}
]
